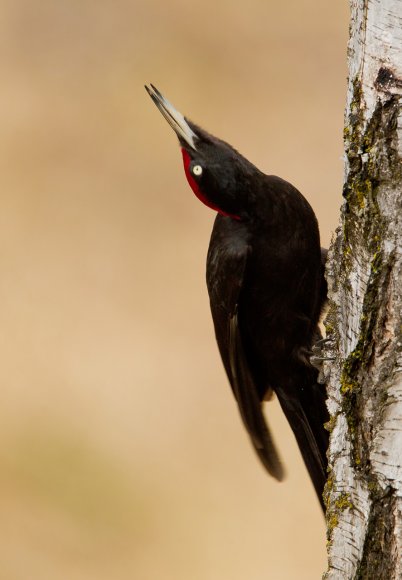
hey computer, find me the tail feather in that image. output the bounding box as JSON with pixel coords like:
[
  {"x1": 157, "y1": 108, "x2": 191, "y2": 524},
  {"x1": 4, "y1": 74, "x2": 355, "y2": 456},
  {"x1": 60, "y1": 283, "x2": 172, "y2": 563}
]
[{"x1": 276, "y1": 379, "x2": 329, "y2": 512}]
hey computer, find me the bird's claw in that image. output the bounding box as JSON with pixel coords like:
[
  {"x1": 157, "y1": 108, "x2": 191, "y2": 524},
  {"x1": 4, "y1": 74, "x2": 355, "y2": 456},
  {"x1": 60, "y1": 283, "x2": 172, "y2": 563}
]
[{"x1": 310, "y1": 336, "x2": 336, "y2": 384}]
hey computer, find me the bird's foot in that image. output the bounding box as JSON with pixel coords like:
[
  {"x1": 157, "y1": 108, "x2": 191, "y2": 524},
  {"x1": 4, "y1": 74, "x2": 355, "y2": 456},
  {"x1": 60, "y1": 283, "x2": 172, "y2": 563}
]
[{"x1": 310, "y1": 337, "x2": 336, "y2": 384}]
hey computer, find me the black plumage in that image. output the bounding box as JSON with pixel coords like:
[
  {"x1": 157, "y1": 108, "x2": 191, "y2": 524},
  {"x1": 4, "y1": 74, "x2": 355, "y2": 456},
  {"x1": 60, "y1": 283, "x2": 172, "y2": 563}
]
[{"x1": 146, "y1": 84, "x2": 329, "y2": 511}]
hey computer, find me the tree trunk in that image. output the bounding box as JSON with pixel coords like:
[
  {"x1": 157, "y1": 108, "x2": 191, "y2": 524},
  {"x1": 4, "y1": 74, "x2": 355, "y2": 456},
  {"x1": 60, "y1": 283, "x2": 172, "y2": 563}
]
[{"x1": 323, "y1": 1, "x2": 402, "y2": 578}]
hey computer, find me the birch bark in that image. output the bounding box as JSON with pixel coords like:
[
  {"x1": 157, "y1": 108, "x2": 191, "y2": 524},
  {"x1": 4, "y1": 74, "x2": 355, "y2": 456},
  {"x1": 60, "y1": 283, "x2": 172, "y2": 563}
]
[{"x1": 324, "y1": 1, "x2": 402, "y2": 578}]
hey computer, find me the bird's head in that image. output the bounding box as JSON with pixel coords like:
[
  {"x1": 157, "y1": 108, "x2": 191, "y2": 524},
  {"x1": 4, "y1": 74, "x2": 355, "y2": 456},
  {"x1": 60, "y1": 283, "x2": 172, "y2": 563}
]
[{"x1": 145, "y1": 84, "x2": 260, "y2": 221}]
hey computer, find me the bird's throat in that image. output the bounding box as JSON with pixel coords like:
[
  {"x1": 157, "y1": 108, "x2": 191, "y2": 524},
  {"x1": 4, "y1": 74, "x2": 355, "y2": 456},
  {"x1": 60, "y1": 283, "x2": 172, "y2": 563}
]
[{"x1": 181, "y1": 149, "x2": 240, "y2": 220}]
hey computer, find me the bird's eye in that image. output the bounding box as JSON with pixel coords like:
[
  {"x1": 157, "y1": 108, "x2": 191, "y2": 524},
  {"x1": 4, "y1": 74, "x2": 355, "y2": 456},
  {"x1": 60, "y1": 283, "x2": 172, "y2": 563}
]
[{"x1": 192, "y1": 164, "x2": 203, "y2": 177}]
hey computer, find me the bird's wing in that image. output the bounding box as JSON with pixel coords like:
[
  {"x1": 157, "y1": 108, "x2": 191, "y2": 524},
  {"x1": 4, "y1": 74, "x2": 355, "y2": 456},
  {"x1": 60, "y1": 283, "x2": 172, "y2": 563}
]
[
  {"x1": 229, "y1": 312, "x2": 285, "y2": 480},
  {"x1": 207, "y1": 221, "x2": 285, "y2": 481}
]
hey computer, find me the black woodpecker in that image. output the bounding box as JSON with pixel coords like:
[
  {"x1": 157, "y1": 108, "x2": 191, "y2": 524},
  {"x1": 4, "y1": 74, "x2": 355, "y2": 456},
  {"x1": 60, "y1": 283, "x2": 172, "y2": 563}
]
[{"x1": 145, "y1": 84, "x2": 329, "y2": 512}]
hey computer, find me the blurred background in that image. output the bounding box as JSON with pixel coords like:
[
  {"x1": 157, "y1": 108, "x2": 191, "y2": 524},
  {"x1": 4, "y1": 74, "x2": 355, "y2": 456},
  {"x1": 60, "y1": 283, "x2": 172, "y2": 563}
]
[{"x1": 0, "y1": 1, "x2": 348, "y2": 579}]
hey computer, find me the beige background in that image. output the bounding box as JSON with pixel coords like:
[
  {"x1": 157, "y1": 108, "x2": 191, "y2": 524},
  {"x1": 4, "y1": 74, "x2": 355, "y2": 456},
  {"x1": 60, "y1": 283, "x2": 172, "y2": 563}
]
[{"x1": 0, "y1": 2, "x2": 348, "y2": 579}]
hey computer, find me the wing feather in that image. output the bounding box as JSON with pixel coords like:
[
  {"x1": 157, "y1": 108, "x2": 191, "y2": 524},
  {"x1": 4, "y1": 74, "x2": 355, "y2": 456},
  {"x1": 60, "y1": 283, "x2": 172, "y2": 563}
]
[{"x1": 207, "y1": 217, "x2": 284, "y2": 481}]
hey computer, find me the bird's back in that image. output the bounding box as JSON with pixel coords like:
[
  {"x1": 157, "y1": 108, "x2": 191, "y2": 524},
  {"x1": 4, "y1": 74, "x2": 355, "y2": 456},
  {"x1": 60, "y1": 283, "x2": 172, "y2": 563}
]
[{"x1": 207, "y1": 176, "x2": 329, "y2": 510}]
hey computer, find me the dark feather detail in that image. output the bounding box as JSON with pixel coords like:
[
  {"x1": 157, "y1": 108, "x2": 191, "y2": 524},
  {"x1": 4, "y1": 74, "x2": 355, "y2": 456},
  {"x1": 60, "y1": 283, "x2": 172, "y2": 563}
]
[
  {"x1": 229, "y1": 313, "x2": 285, "y2": 480},
  {"x1": 146, "y1": 85, "x2": 329, "y2": 512}
]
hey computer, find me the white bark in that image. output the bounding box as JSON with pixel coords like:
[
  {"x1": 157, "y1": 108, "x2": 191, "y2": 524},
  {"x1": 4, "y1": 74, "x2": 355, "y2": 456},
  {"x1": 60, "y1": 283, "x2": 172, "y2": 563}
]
[{"x1": 324, "y1": 1, "x2": 402, "y2": 578}]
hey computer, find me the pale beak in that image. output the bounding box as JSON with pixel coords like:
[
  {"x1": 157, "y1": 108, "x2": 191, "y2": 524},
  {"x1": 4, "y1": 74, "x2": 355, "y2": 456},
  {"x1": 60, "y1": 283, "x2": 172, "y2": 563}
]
[{"x1": 145, "y1": 84, "x2": 198, "y2": 151}]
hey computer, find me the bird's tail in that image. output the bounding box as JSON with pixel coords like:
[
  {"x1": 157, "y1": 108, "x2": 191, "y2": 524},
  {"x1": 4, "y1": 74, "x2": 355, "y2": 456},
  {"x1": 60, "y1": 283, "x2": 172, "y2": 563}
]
[{"x1": 276, "y1": 377, "x2": 329, "y2": 512}]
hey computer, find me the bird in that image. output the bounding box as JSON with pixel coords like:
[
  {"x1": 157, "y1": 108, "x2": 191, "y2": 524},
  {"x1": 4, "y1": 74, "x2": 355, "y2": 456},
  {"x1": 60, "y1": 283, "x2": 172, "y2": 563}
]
[{"x1": 145, "y1": 84, "x2": 329, "y2": 512}]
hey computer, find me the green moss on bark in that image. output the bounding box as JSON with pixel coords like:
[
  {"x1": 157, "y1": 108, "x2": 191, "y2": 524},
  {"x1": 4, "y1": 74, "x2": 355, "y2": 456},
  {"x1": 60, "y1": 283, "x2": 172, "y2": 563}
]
[
  {"x1": 355, "y1": 493, "x2": 397, "y2": 580},
  {"x1": 326, "y1": 72, "x2": 402, "y2": 577}
]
